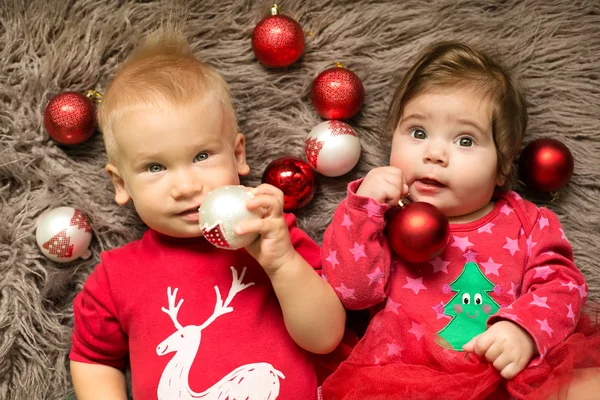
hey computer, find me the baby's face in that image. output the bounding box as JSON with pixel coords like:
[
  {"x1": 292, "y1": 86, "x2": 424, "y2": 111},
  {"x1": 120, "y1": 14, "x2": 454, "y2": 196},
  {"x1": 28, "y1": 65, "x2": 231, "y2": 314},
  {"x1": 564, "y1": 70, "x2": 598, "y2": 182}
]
[
  {"x1": 109, "y1": 100, "x2": 248, "y2": 238},
  {"x1": 390, "y1": 87, "x2": 501, "y2": 223}
]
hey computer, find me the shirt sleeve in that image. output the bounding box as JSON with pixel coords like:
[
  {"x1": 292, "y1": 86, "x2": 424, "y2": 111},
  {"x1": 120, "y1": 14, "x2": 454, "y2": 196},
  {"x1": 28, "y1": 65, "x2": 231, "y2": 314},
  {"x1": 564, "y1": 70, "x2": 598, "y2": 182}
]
[
  {"x1": 69, "y1": 261, "x2": 128, "y2": 370},
  {"x1": 285, "y1": 213, "x2": 322, "y2": 272},
  {"x1": 321, "y1": 179, "x2": 393, "y2": 310},
  {"x1": 488, "y1": 207, "x2": 586, "y2": 362}
]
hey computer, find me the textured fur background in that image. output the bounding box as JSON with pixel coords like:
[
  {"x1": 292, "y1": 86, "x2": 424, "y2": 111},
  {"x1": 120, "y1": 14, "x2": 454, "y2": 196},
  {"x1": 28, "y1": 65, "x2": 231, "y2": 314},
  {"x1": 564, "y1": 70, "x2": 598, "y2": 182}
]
[{"x1": 0, "y1": 0, "x2": 599, "y2": 398}]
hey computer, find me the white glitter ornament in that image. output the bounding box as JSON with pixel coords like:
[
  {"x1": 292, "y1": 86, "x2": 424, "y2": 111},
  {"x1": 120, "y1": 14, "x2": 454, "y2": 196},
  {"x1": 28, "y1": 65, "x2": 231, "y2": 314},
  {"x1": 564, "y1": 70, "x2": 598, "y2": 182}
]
[
  {"x1": 199, "y1": 185, "x2": 261, "y2": 250},
  {"x1": 304, "y1": 120, "x2": 361, "y2": 177},
  {"x1": 35, "y1": 206, "x2": 93, "y2": 263}
]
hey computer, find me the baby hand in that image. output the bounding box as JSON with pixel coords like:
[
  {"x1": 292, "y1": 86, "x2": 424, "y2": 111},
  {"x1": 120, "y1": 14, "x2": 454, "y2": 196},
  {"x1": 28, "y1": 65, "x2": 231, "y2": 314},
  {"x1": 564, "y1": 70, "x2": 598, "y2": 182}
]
[
  {"x1": 463, "y1": 320, "x2": 537, "y2": 379},
  {"x1": 356, "y1": 166, "x2": 409, "y2": 206},
  {"x1": 234, "y1": 184, "x2": 295, "y2": 276}
]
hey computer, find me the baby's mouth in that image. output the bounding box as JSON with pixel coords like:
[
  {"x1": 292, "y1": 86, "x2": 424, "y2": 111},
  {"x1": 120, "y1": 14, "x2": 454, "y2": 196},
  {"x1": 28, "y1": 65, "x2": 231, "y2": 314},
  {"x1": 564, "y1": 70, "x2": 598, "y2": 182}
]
[{"x1": 418, "y1": 178, "x2": 445, "y2": 187}]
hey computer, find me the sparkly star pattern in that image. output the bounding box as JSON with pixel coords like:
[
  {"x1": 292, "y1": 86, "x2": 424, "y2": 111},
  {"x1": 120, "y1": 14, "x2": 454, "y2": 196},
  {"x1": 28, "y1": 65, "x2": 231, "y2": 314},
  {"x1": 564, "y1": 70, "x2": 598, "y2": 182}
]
[
  {"x1": 408, "y1": 321, "x2": 425, "y2": 341},
  {"x1": 566, "y1": 303, "x2": 576, "y2": 324},
  {"x1": 577, "y1": 284, "x2": 588, "y2": 298},
  {"x1": 464, "y1": 249, "x2": 477, "y2": 262},
  {"x1": 329, "y1": 120, "x2": 357, "y2": 137},
  {"x1": 363, "y1": 199, "x2": 383, "y2": 218},
  {"x1": 561, "y1": 281, "x2": 587, "y2": 300},
  {"x1": 326, "y1": 250, "x2": 339, "y2": 268},
  {"x1": 478, "y1": 222, "x2": 495, "y2": 234},
  {"x1": 433, "y1": 302, "x2": 451, "y2": 320},
  {"x1": 349, "y1": 242, "x2": 366, "y2": 261},
  {"x1": 500, "y1": 204, "x2": 513, "y2": 215},
  {"x1": 481, "y1": 257, "x2": 502, "y2": 276},
  {"x1": 537, "y1": 319, "x2": 554, "y2": 337},
  {"x1": 385, "y1": 298, "x2": 401, "y2": 314},
  {"x1": 533, "y1": 266, "x2": 554, "y2": 280},
  {"x1": 367, "y1": 267, "x2": 384, "y2": 285},
  {"x1": 341, "y1": 214, "x2": 353, "y2": 230},
  {"x1": 387, "y1": 342, "x2": 403, "y2": 356},
  {"x1": 503, "y1": 237, "x2": 520, "y2": 256},
  {"x1": 403, "y1": 276, "x2": 427, "y2": 295},
  {"x1": 530, "y1": 294, "x2": 550, "y2": 309},
  {"x1": 335, "y1": 283, "x2": 356, "y2": 300},
  {"x1": 538, "y1": 216, "x2": 549, "y2": 230},
  {"x1": 526, "y1": 236, "x2": 537, "y2": 255},
  {"x1": 304, "y1": 136, "x2": 324, "y2": 168},
  {"x1": 451, "y1": 236, "x2": 474, "y2": 252},
  {"x1": 430, "y1": 257, "x2": 450, "y2": 274}
]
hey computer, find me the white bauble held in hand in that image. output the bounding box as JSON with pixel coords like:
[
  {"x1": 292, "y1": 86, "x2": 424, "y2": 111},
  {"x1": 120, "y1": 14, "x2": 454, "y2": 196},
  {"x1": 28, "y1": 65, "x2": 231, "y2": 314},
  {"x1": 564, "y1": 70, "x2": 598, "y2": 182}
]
[
  {"x1": 199, "y1": 185, "x2": 261, "y2": 250},
  {"x1": 35, "y1": 206, "x2": 93, "y2": 263},
  {"x1": 304, "y1": 120, "x2": 361, "y2": 177}
]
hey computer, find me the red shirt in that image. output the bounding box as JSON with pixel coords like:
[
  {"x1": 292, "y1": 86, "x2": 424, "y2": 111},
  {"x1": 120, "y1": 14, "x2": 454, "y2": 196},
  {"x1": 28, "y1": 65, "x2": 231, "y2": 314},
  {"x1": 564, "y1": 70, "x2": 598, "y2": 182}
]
[
  {"x1": 322, "y1": 179, "x2": 586, "y2": 368},
  {"x1": 71, "y1": 214, "x2": 321, "y2": 400}
]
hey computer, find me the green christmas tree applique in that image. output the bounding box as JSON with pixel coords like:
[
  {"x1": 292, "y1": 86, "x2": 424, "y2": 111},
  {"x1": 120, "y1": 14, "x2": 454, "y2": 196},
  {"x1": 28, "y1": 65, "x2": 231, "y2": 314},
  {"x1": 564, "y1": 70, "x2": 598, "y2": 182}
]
[{"x1": 438, "y1": 250, "x2": 500, "y2": 350}]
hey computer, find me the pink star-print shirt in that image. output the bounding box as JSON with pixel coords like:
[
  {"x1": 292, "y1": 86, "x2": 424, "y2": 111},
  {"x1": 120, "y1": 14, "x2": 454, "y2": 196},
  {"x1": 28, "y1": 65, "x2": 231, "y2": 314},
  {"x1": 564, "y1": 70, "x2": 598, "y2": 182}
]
[{"x1": 322, "y1": 179, "x2": 587, "y2": 367}]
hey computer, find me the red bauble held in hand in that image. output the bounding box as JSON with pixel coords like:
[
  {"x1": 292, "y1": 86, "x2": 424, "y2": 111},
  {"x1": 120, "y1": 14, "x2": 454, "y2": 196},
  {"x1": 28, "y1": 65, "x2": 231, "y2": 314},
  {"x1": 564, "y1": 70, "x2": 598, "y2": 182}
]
[
  {"x1": 261, "y1": 157, "x2": 316, "y2": 212},
  {"x1": 44, "y1": 91, "x2": 97, "y2": 145},
  {"x1": 387, "y1": 201, "x2": 449, "y2": 264},
  {"x1": 311, "y1": 64, "x2": 365, "y2": 120},
  {"x1": 252, "y1": 4, "x2": 305, "y2": 68},
  {"x1": 519, "y1": 138, "x2": 574, "y2": 192}
]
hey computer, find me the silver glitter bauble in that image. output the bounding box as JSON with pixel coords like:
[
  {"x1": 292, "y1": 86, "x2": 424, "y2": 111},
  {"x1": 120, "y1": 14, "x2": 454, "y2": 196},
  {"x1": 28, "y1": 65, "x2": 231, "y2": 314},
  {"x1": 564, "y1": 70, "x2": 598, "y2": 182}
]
[
  {"x1": 35, "y1": 206, "x2": 93, "y2": 263},
  {"x1": 199, "y1": 185, "x2": 261, "y2": 250}
]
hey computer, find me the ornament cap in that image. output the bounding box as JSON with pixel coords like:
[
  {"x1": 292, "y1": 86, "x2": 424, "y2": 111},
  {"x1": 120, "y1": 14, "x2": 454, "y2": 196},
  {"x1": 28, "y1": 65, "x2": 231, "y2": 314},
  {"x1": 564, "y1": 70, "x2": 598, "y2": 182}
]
[
  {"x1": 85, "y1": 90, "x2": 103, "y2": 103},
  {"x1": 270, "y1": 3, "x2": 279, "y2": 15},
  {"x1": 335, "y1": 62, "x2": 344, "y2": 68}
]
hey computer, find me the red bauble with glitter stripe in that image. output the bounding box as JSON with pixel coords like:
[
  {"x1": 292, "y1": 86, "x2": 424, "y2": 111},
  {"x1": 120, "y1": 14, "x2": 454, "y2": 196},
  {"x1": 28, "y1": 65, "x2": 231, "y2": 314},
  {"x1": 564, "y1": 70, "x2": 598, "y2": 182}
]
[
  {"x1": 311, "y1": 65, "x2": 365, "y2": 120},
  {"x1": 44, "y1": 91, "x2": 96, "y2": 145},
  {"x1": 252, "y1": 6, "x2": 305, "y2": 68}
]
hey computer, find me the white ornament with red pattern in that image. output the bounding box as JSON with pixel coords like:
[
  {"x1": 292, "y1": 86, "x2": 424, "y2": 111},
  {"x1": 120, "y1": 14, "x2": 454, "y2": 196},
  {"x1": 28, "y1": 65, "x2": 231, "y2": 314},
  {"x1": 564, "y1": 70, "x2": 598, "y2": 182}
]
[
  {"x1": 35, "y1": 206, "x2": 93, "y2": 263},
  {"x1": 304, "y1": 120, "x2": 361, "y2": 177},
  {"x1": 199, "y1": 185, "x2": 261, "y2": 250}
]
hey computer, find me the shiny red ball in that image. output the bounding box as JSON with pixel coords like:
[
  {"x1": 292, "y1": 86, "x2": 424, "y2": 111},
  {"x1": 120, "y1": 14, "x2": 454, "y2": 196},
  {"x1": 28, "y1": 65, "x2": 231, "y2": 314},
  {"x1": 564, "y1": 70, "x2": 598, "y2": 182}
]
[
  {"x1": 387, "y1": 202, "x2": 449, "y2": 264},
  {"x1": 43, "y1": 91, "x2": 96, "y2": 145},
  {"x1": 252, "y1": 14, "x2": 305, "y2": 68},
  {"x1": 519, "y1": 138, "x2": 574, "y2": 192},
  {"x1": 261, "y1": 157, "x2": 316, "y2": 212},
  {"x1": 311, "y1": 66, "x2": 365, "y2": 120}
]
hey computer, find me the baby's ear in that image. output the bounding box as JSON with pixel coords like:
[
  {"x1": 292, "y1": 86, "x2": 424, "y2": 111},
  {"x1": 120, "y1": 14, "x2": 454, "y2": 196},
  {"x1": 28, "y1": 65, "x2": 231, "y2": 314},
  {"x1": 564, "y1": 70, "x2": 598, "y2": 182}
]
[
  {"x1": 234, "y1": 133, "x2": 250, "y2": 176},
  {"x1": 106, "y1": 164, "x2": 131, "y2": 205}
]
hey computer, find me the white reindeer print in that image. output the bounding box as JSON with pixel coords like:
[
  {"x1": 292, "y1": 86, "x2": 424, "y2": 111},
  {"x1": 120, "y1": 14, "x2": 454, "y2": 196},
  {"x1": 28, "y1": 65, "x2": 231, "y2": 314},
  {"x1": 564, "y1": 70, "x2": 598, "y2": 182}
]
[{"x1": 156, "y1": 266, "x2": 285, "y2": 400}]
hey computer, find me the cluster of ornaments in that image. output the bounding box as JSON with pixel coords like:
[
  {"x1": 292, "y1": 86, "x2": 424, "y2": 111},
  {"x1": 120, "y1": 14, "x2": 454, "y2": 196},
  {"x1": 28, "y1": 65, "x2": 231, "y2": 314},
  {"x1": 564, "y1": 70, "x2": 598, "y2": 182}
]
[{"x1": 37, "y1": 4, "x2": 576, "y2": 262}]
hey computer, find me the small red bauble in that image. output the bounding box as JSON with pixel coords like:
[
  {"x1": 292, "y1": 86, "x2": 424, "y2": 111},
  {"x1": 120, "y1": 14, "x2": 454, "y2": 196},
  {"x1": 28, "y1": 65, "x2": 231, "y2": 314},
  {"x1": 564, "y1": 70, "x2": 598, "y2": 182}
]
[
  {"x1": 387, "y1": 201, "x2": 449, "y2": 264},
  {"x1": 519, "y1": 138, "x2": 574, "y2": 192},
  {"x1": 311, "y1": 64, "x2": 365, "y2": 120},
  {"x1": 251, "y1": 4, "x2": 305, "y2": 68},
  {"x1": 261, "y1": 157, "x2": 316, "y2": 212},
  {"x1": 44, "y1": 91, "x2": 96, "y2": 145}
]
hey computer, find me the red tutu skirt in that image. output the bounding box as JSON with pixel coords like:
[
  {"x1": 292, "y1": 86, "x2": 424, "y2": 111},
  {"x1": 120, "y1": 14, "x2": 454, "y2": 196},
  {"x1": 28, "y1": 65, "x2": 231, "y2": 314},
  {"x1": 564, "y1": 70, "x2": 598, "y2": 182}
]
[{"x1": 318, "y1": 305, "x2": 600, "y2": 400}]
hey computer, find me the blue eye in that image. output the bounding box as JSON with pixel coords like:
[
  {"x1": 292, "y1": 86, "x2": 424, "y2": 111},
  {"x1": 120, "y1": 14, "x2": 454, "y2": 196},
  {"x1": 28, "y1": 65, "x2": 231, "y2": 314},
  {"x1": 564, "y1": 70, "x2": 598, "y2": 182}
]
[
  {"x1": 410, "y1": 128, "x2": 427, "y2": 140},
  {"x1": 456, "y1": 137, "x2": 474, "y2": 147},
  {"x1": 147, "y1": 164, "x2": 164, "y2": 173},
  {"x1": 194, "y1": 152, "x2": 209, "y2": 162}
]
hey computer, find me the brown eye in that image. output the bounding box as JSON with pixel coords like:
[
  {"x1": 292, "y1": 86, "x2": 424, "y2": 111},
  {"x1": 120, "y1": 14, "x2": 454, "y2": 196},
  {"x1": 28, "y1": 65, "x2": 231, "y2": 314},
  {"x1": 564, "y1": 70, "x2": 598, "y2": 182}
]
[
  {"x1": 458, "y1": 137, "x2": 473, "y2": 147},
  {"x1": 411, "y1": 128, "x2": 427, "y2": 139}
]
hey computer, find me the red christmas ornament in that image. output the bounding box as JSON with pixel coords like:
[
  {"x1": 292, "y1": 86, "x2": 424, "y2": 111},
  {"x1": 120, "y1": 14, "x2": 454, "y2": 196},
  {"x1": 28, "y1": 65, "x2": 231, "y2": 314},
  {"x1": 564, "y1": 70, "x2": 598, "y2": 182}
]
[
  {"x1": 44, "y1": 91, "x2": 97, "y2": 145},
  {"x1": 311, "y1": 64, "x2": 365, "y2": 120},
  {"x1": 387, "y1": 201, "x2": 449, "y2": 264},
  {"x1": 261, "y1": 157, "x2": 316, "y2": 212},
  {"x1": 251, "y1": 4, "x2": 305, "y2": 68},
  {"x1": 519, "y1": 138, "x2": 574, "y2": 192}
]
